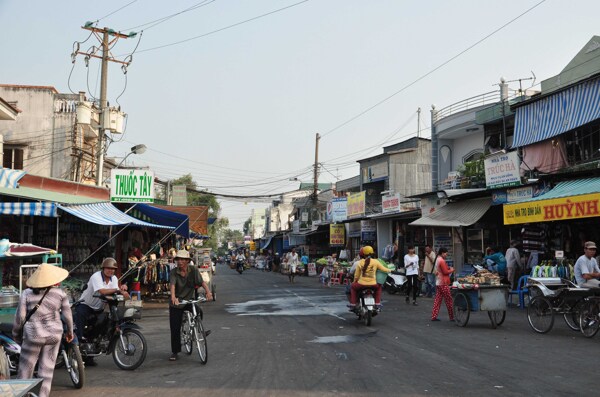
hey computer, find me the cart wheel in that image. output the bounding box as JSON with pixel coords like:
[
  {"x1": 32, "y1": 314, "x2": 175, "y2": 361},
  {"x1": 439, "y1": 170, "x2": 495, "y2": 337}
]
[
  {"x1": 453, "y1": 293, "x2": 470, "y2": 327},
  {"x1": 527, "y1": 296, "x2": 554, "y2": 334},
  {"x1": 563, "y1": 299, "x2": 585, "y2": 331},
  {"x1": 487, "y1": 310, "x2": 506, "y2": 329},
  {"x1": 579, "y1": 300, "x2": 600, "y2": 338}
]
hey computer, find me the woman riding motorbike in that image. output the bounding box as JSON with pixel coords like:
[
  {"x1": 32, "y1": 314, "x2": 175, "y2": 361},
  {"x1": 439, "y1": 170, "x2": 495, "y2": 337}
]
[{"x1": 348, "y1": 246, "x2": 391, "y2": 310}]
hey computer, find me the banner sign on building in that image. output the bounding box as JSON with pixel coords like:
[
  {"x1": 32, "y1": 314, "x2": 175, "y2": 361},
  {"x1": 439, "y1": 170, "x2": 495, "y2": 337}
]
[
  {"x1": 504, "y1": 193, "x2": 600, "y2": 225},
  {"x1": 484, "y1": 151, "x2": 521, "y2": 189},
  {"x1": 382, "y1": 193, "x2": 400, "y2": 214},
  {"x1": 347, "y1": 191, "x2": 366, "y2": 218},
  {"x1": 110, "y1": 169, "x2": 155, "y2": 203},
  {"x1": 347, "y1": 221, "x2": 361, "y2": 238},
  {"x1": 171, "y1": 184, "x2": 188, "y2": 206},
  {"x1": 491, "y1": 182, "x2": 550, "y2": 205},
  {"x1": 327, "y1": 198, "x2": 348, "y2": 222},
  {"x1": 360, "y1": 220, "x2": 377, "y2": 241},
  {"x1": 330, "y1": 224, "x2": 345, "y2": 246},
  {"x1": 292, "y1": 220, "x2": 300, "y2": 233}
]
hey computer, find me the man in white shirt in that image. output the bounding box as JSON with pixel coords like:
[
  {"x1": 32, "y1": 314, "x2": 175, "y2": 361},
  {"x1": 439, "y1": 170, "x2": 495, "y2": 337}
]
[{"x1": 574, "y1": 241, "x2": 600, "y2": 287}]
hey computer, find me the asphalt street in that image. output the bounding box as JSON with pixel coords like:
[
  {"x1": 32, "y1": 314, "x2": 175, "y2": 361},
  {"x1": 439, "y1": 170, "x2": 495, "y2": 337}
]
[{"x1": 50, "y1": 264, "x2": 598, "y2": 397}]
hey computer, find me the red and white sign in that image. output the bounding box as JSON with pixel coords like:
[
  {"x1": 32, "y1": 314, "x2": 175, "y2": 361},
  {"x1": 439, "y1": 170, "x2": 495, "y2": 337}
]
[{"x1": 382, "y1": 193, "x2": 400, "y2": 214}]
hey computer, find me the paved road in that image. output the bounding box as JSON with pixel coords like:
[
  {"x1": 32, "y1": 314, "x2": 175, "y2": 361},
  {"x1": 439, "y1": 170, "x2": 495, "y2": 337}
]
[{"x1": 50, "y1": 265, "x2": 597, "y2": 397}]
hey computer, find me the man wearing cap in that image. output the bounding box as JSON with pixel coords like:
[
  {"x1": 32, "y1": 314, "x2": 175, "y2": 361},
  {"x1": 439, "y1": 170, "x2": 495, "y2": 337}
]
[
  {"x1": 169, "y1": 249, "x2": 212, "y2": 361},
  {"x1": 74, "y1": 258, "x2": 129, "y2": 358},
  {"x1": 574, "y1": 241, "x2": 600, "y2": 288}
]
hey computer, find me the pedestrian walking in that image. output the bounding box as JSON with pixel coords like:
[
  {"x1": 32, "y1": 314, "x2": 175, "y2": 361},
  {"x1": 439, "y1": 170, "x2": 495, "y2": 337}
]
[
  {"x1": 431, "y1": 248, "x2": 455, "y2": 322},
  {"x1": 423, "y1": 245, "x2": 436, "y2": 298},
  {"x1": 404, "y1": 246, "x2": 419, "y2": 305},
  {"x1": 13, "y1": 264, "x2": 73, "y2": 397}
]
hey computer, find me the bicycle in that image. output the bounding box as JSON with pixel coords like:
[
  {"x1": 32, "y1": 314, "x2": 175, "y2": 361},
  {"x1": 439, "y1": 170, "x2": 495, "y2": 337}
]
[{"x1": 179, "y1": 298, "x2": 208, "y2": 364}]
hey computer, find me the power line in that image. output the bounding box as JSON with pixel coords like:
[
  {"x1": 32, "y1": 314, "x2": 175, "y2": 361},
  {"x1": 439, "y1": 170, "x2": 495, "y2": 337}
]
[
  {"x1": 131, "y1": 0, "x2": 309, "y2": 55},
  {"x1": 119, "y1": 0, "x2": 217, "y2": 32},
  {"x1": 320, "y1": 0, "x2": 547, "y2": 139},
  {"x1": 97, "y1": 0, "x2": 138, "y2": 22}
]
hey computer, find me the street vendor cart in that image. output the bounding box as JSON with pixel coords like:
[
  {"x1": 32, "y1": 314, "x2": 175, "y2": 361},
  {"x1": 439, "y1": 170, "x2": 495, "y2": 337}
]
[{"x1": 452, "y1": 266, "x2": 509, "y2": 328}]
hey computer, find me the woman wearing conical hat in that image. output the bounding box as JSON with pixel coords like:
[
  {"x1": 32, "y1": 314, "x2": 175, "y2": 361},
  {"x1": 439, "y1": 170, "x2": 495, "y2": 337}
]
[{"x1": 12, "y1": 263, "x2": 73, "y2": 397}]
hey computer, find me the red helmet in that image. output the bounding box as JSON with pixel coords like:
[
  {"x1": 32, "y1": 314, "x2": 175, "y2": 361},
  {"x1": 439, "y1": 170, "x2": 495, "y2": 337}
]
[{"x1": 359, "y1": 247, "x2": 365, "y2": 258}]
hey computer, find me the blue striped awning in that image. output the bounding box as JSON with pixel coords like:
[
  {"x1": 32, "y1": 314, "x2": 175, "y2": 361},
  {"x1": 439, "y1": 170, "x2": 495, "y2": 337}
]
[
  {"x1": 0, "y1": 168, "x2": 26, "y2": 188},
  {"x1": 512, "y1": 78, "x2": 600, "y2": 148},
  {"x1": 0, "y1": 202, "x2": 57, "y2": 217},
  {"x1": 510, "y1": 177, "x2": 600, "y2": 203},
  {"x1": 57, "y1": 202, "x2": 174, "y2": 229}
]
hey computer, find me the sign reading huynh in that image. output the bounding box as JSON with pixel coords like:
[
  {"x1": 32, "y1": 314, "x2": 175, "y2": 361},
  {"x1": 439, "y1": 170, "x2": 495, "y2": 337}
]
[
  {"x1": 484, "y1": 151, "x2": 521, "y2": 189},
  {"x1": 111, "y1": 169, "x2": 155, "y2": 203}
]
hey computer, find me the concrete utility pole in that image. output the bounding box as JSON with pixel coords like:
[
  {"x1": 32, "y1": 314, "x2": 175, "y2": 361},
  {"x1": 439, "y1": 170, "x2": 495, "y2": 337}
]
[
  {"x1": 417, "y1": 107, "x2": 421, "y2": 138},
  {"x1": 75, "y1": 24, "x2": 134, "y2": 186},
  {"x1": 313, "y1": 133, "x2": 320, "y2": 203}
]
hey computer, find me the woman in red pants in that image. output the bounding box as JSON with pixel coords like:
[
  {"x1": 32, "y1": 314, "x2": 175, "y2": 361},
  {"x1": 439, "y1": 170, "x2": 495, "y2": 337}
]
[{"x1": 431, "y1": 247, "x2": 455, "y2": 322}]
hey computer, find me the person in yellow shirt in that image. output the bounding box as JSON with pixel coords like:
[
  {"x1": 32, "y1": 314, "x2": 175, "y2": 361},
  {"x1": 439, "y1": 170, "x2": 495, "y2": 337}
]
[{"x1": 349, "y1": 246, "x2": 391, "y2": 309}]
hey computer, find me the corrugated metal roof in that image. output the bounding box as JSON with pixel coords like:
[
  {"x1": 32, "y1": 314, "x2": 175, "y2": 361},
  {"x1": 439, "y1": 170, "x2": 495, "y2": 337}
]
[
  {"x1": 515, "y1": 177, "x2": 600, "y2": 203},
  {"x1": 409, "y1": 198, "x2": 492, "y2": 227},
  {"x1": 0, "y1": 186, "x2": 105, "y2": 204}
]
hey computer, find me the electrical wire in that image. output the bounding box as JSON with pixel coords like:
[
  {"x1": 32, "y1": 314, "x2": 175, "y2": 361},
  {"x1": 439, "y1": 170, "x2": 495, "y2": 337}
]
[
  {"x1": 132, "y1": 0, "x2": 309, "y2": 55},
  {"x1": 119, "y1": 0, "x2": 217, "y2": 32},
  {"x1": 97, "y1": 0, "x2": 138, "y2": 22},
  {"x1": 319, "y1": 0, "x2": 547, "y2": 139}
]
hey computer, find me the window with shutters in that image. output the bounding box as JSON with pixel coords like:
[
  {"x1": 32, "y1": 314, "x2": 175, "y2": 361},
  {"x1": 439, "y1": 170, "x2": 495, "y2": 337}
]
[{"x1": 3, "y1": 147, "x2": 24, "y2": 170}]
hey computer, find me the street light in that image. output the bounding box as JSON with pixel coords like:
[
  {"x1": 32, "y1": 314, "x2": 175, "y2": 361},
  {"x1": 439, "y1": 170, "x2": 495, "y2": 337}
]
[{"x1": 114, "y1": 144, "x2": 147, "y2": 168}]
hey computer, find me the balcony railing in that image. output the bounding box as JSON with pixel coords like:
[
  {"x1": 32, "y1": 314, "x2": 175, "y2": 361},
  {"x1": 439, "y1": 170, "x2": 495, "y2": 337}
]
[{"x1": 433, "y1": 91, "x2": 500, "y2": 123}]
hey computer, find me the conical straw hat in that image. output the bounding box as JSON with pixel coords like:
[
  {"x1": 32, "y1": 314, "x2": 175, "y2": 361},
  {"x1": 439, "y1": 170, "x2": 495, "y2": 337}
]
[{"x1": 26, "y1": 263, "x2": 69, "y2": 288}]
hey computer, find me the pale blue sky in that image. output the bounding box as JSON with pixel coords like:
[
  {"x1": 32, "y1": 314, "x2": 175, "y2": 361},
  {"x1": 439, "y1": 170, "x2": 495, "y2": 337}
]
[{"x1": 1, "y1": 0, "x2": 599, "y2": 229}]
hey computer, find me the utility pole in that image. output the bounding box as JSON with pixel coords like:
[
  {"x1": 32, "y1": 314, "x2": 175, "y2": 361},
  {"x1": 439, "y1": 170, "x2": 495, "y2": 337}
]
[
  {"x1": 313, "y1": 133, "x2": 320, "y2": 203},
  {"x1": 417, "y1": 107, "x2": 421, "y2": 138},
  {"x1": 74, "y1": 24, "x2": 135, "y2": 186}
]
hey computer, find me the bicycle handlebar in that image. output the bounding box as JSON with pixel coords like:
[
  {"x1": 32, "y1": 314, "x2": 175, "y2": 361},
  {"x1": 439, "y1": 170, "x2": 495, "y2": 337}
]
[{"x1": 178, "y1": 298, "x2": 207, "y2": 305}]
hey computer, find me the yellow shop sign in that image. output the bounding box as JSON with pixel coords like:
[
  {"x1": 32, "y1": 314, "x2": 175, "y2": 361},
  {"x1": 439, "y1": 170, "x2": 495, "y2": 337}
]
[{"x1": 504, "y1": 193, "x2": 600, "y2": 225}]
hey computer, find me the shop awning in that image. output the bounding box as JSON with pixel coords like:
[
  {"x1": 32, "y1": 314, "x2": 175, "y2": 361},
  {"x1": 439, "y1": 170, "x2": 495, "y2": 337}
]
[
  {"x1": 512, "y1": 78, "x2": 600, "y2": 148},
  {"x1": 260, "y1": 235, "x2": 274, "y2": 250},
  {"x1": 409, "y1": 198, "x2": 492, "y2": 227},
  {"x1": 133, "y1": 204, "x2": 190, "y2": 237},
  {"x1": 0, "y1": 168, "x2": 26, "y2": 188},
  {"x1": 0, "y1": 185, "x2": 105, "y2": 204},
  {"x1": 0, "y1": 202, "x2": 57, "y2": 217},
  {"x1": 503, "y1": 177, "x2": 600, "y2": 225},
  {"x1": 58, "y1": 203, "x2": 174, "y2": 229}
]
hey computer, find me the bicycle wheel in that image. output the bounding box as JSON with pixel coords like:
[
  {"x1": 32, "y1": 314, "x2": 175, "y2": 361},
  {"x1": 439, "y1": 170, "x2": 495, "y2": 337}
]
[
  {"x1": 563, "y1": 299, "x2": 584, "y2": 331},
  {"x1": 453, "y1": 293, "x2": 470, "y2": 327},
  {"x1": 579, "y1": 300, "x2": 600, "y2": 338},
  {"x1": 488, "y1": 311, "x2": 506, "y2": 329},
  {"x1": 527, "y1": 296, "x2": 554, "y2": 334},
  {"x1": 193, "y1": 317, "x2": 208, "y2": 364},
  {"x1": 112, "y1": 328, "x2": 148, "y2": 370},
  {"x1": 181, "y1": 313, "x2": 193, "y2": 355},
  {"x1": 67, "y1": 344, "x2": 85, "y2": 389}
]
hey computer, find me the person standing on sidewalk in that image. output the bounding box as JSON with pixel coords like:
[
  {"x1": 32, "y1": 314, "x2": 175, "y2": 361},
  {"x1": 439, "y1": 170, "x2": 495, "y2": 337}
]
[
  {"x1": 505, "y1": 241, "x2": 521, "y2": 290},
  {"x1": 404, "y1": 246, "x2": 420, "y2": 305},
  {"x1": 431, "y1": 247, "x2": 455, "y2": 322},
  {"x1": 423, "y1": 245, "x2": 436, "y2": 298}
]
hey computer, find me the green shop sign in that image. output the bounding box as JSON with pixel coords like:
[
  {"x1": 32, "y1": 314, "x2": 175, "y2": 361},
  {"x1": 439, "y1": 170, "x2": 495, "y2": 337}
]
[{"x1": 110, "y1": 169, "x2": 155, "y2": 203}]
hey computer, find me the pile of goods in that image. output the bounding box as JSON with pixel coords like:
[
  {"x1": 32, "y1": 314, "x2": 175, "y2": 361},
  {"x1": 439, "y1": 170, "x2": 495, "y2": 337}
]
[{"x1": 456, "y1": 269, "x2": 502, "y2": 287}]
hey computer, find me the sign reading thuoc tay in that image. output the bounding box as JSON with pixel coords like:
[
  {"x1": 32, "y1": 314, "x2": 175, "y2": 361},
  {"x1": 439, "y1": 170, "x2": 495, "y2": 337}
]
[{"x1": 111, "y1": 169, "x2": 155, "y2": 203}]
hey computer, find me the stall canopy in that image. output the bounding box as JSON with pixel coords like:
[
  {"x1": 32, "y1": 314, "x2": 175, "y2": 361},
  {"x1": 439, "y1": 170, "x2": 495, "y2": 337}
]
[
  {"x1": 0, "y1": 168, "x2": 26, "y2": 188},
  {"x1": 0, "y1": 202, "x2": 57, "y2": 217},
  {"x1": 410, "y1": 198, "x2": 492, "y2": 227},
  {"x1": 57, "y1": 202, "x2": 174, "y2": 229},
  {"x1": 133, "y1": 204, "x2": 189, "y2": 237},
  {"x1": 260, "y1": 235, "x2": 274, "y2": 250}
]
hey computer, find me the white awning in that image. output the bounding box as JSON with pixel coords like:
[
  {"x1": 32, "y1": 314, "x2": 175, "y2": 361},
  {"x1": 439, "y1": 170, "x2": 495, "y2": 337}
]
[{"x1": 409, "y1": 198, "x2": 492, "y2": 227}]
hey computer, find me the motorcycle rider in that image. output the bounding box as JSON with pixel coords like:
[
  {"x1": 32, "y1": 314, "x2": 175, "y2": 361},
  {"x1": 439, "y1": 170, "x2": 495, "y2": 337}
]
[
  {"x1": 169, "y1": 250, "x2": 212, "y2": 361},
  {"x1": 235, "y1": 251, "x2": 246, "y2": 272},
  {"x1": 74, "y1": 257, "x2": 129, "y2": 366},
  {"x1": 348, "y1": 246, "x2": 391, "y2": 310}
]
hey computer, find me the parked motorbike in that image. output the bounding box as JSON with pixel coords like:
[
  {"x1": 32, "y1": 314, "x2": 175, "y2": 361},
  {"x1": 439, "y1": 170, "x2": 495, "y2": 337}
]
[
  {"x1": 383, "y1": 268, "x2": 408, "y2": 295},
  {"x1": 236, "y1": 258, "x2": 245, "y2": 274},
  {"x1": 0, "y1": 320, "x2": 84, "y2": 389},
  {"x1": 75, "y1": 293, "x2": 147, "y2": 370},
  {"x1": 352, "y1": 288, "x2": 379, "y2": 326}
]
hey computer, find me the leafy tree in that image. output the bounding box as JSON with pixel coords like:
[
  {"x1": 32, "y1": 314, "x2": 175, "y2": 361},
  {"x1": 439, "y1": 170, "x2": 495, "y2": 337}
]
[{"x1": 243, "y1": 217, "x2": 252, "y2": 236}]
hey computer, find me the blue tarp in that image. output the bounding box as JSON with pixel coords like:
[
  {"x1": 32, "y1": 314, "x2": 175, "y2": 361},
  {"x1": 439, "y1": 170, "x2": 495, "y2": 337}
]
[
  {"x1": 133, "y1": 204, "x2": 190, "y2": 238},
  {"x1": 58, "y1": 203, "x2": 173, "y2": 229}
]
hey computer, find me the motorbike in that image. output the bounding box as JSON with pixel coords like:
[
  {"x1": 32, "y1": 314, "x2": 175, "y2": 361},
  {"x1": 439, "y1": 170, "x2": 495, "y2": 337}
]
[
  {"x1": 383, "y1": 268, "x2": 408, "y2": 295},
  {"x1": 352, "y1": 288, "x2": 379, "y2": 326},
  {"x1": 75, "y1": 292, "x2": 147, "y2": 370},
  {"x1": 0, "y1": 320, "x2": 85, "y2": 389},
  {"x1": 236, "y1": 258, "x2": 245, "y2": 274}
]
